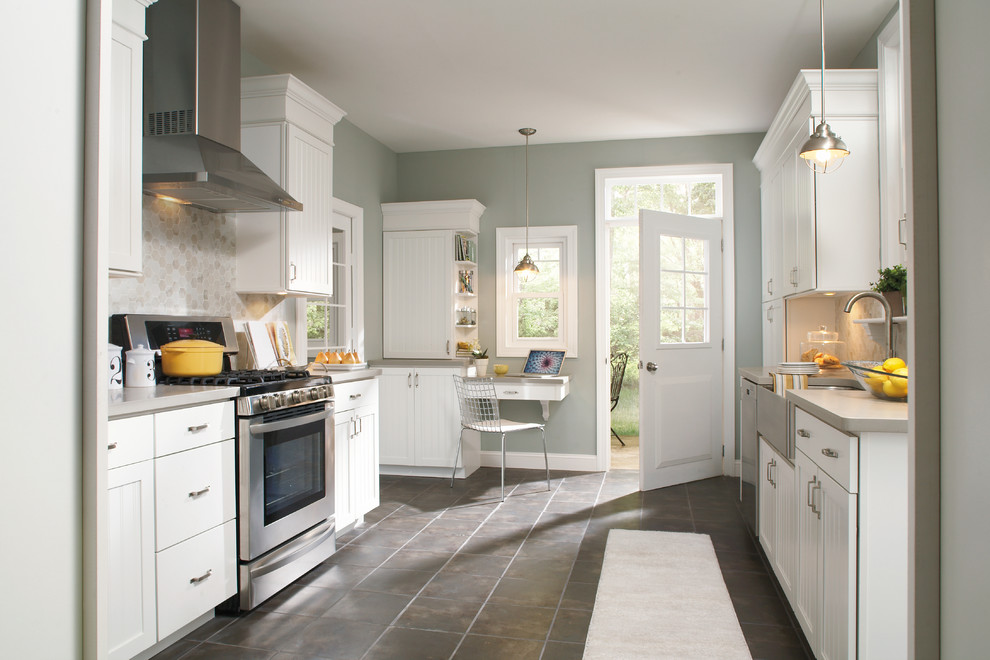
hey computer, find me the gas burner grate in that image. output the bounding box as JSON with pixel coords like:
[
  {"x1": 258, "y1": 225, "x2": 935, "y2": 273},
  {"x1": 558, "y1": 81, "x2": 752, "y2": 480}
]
[{"x1": 163, "y1": 369, "x2": 311, "y2": 387}]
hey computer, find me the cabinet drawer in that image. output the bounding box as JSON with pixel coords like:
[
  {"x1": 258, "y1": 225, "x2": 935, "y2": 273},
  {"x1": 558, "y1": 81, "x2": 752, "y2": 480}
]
[
  {"x1": 156, "y1": 519, "x2": 236, "y2": 639},
  {"x1": 155, "y1": 401, "x2": 234, "y2": 456},
  {"x1": 108, "y1": 415, "x2": 154, "y2": 469},
  {"x1": 794, "y1": 408, "x2": 858, "y2": 493},
  {"x1": 333, "y1": 378, "x2": 379, "y2": 414},
  {"x1": 155, "y1": 440, "x2": 235, "y2": 550}
]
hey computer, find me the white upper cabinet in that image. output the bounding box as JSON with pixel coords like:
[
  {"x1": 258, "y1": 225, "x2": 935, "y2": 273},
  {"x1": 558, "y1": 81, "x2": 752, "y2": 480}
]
[
  {"x1": 108, "y1": 0, "x2": 156, "y2": 277},
  {"x1": 755, "y1": 70, "x2": 880, "y2": 297},
  {"x1": 236, "y1": 74, "x2": 345, "y2": 296},
  {"x1": 877, "y1": 12, "x2": 909, "y2": 269}
]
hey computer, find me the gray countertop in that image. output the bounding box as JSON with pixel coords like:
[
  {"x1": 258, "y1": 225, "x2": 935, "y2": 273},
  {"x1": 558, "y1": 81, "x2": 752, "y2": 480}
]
[
  {"x1": 739, "y1": 365, "x2": 859, "y2": 388},
  {"x1": 308, "y1": 365, "x2": 382, "y2": 383},
  {"x1": 109, "y1": 385, "x2": 240, "y2": 419},
  {"x1": 786, "y1": 388, "x2": 908, "y2": 434},
  {"x1": 369, "y1": 358, "x2": 474, "y2": 368}
]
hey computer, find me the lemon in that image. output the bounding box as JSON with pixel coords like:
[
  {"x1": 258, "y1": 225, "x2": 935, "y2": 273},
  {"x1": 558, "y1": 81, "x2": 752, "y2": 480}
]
[
  {"x1": 865, "y1": 376, "x2": 887, "y2": 393},
  {"x1": 882, "y1": 380, "x2": 907, "y2": 398},
  {"x1": 892, "y1": 367, "x2": 908, "y2": 378},
  {"x1": 882, "y1": 357, "x2": 906, "y2": 373}
]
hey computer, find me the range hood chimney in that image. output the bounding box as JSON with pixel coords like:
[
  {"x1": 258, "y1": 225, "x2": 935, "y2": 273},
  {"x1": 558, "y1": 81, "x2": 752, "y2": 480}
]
[{"x1": 142, "y1": 0, "x2": 302, "y2": 213}]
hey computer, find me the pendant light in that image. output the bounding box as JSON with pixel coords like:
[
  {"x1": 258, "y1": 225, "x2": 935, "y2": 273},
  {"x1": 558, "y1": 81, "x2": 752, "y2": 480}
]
[
  {"x1": 514, "y1": 128, "x2": 540, "y2": 282},
  {"x1": 799, "y1": 0, "x2": 849, "y2": 173}
]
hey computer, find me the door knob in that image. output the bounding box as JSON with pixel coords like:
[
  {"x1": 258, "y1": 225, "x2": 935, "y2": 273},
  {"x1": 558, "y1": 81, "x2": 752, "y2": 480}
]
[{"x1": 645, "y1": 361, "x2": 658, "y2": 373}]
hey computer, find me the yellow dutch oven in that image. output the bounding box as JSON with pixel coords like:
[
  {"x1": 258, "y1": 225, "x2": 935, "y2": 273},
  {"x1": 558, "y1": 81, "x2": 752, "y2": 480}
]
[{"x1": 160, "y1": 339, "x2": 224, "y2": 376}]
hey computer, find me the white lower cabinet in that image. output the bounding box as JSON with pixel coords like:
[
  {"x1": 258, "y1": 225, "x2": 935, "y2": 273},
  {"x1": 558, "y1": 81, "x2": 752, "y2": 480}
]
[
  {"x1": 107, "y1": 460, "x2": 156, "y2": 660},
  {"x1": 378, "y1": 366, "x2": 479, "y2": 477},
  {"x1": 333, "y1": 378, "x2": 381, "y2": 530},
  {"x1": 793, "y1": 409, "x2": 858, "y2": 660},
  {"x1": 107, "y1": 400, "x2": 237, "y2": 659},
  {"x1": 758, "y1": 437, "x2": 797, "y2": 602},
  {"x1": 156, "y1": 520, "x2": 237, "y2": 639}
]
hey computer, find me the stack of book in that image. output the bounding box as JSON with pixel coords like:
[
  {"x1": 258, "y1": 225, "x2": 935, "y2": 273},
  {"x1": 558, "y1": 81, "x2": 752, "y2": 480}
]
[{"x1": 455, "y1": 234, "x2": 477, "y2": 262}]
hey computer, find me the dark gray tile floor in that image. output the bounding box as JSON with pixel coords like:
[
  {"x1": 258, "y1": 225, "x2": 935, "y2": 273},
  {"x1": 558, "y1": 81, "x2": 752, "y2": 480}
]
[{"x1": 157, "y1": 469, "x2": 812, "y2": 660}]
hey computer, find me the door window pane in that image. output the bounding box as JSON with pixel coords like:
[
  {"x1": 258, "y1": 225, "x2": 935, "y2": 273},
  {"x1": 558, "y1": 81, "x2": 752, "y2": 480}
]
[
  {"x1": 658, "y1": 233, "x2": 710, "y2": 344},
  {"x1": 660, "y1": 236, "x2": 684, "y2": 270},
  {"x1": 661, "y1": 309, "x2": 684, "y2": 343}
]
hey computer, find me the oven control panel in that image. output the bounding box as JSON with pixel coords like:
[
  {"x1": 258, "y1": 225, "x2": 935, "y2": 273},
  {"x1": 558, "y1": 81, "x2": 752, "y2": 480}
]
[{"x1": 238, "y1": 384, "x2": 334, "y2": 417}]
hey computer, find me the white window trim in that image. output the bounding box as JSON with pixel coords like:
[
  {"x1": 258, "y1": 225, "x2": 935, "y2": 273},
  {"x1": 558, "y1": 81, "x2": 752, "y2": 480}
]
[
  {"x1": 593, "y1": 164, "x2": 735, "y2": 473},
  {"x1": 295, "y1": 197, "x2": 365, "y2": 362},
  {"x1": 496, "y1": 225, "x2": 578, "y2": 357}
]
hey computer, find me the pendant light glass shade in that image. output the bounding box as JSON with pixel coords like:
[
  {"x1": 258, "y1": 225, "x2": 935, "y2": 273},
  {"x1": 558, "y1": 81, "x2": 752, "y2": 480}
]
[
  {"x1": 514, "y1": 128, "x2": 539, "y2": 282},
  {"x1": 800, "y1": 121, "x2": 849, "y2": 173},
  {"x1": 799, "y1": 0, "x2": 849, "y2": 174}
]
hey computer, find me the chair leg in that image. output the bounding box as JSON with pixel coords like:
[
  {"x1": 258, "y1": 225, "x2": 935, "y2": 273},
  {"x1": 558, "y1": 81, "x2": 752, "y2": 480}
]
[
  {"x1": 611, "y1": 427, "x2": 626, "y2": 446},
  {"x1": 451, "y1": 427, "x2": 464, "y2": 488},
  {"x1": 541, "y1": 427, "x2": 550, "y2": 492},
  {"x1": 500, "y1": 433, "x2": 506, "y2": 502}
]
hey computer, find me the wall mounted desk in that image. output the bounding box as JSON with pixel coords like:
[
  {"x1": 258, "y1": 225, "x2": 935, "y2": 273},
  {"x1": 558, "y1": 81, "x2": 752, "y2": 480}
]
[{"x1": 477, "y1": 375, "x2": 570, "y2": 421}]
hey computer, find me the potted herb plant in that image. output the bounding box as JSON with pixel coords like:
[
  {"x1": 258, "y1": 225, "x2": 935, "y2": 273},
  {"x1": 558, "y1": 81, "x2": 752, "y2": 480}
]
[
  {"x1": 472, "y1": 347, "x2": 489, "y2": 376},
  {"x1": 870, "y1": 264, "x2": 907, "y2": 316}
]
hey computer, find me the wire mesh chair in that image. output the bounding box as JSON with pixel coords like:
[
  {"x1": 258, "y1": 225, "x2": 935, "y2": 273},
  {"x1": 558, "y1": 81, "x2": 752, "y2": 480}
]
[
  {"x1": 610, "y1": 352, "x2": 629, "y2": 446},
  {"x1": 451, "y1": 375, "x2": 549, "y2": 502}
]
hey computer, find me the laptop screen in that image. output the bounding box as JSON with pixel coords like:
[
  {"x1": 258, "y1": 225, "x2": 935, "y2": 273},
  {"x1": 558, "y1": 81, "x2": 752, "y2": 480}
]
[{"x1": 523, "y1": 350, "x2": 566, "y2": 375}]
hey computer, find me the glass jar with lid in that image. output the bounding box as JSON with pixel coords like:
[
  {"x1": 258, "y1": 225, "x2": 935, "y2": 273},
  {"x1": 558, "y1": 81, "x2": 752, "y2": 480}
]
[{"x1": 799, "y1": 325, "x2": 845, "y2": 368}]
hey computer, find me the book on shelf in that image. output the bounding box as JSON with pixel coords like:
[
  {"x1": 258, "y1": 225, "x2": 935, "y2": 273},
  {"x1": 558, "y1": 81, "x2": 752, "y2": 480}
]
[{"x1": 455, "y1": 234, "x2": 476, "y2": 263}]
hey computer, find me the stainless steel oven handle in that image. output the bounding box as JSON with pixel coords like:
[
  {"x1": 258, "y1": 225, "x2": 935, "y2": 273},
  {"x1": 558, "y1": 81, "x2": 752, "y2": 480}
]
[
  {"x1": 249, "y1": 408, "x2": 333, "y2": 435},
  {"x1": 249, "y1": 519, "x2": 336, "y2": 579}
]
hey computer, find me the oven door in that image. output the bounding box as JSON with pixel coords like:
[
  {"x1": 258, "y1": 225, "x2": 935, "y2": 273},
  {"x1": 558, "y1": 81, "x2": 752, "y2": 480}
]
[{"x1": 239, "y1": 401, "x2": 334, "y2": 561}]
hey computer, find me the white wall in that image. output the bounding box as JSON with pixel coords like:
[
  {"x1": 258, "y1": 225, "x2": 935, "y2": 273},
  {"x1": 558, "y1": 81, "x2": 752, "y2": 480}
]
[
  {"x1": 0, "y1": 2, "x2": 86, "y2": 657},
  {"x1": 936, "y1": 0, "x2": 990, "y2": 655}
]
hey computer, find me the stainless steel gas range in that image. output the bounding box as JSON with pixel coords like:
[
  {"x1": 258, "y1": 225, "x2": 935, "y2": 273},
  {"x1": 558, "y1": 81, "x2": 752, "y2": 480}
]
[{"x1": 111, "y1": 314, "x2": 337, "y2": 610}]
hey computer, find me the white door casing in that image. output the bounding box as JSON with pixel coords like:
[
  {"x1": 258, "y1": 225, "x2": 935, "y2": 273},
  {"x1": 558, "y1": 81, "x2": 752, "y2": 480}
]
[{"x1": 639, "y1": 209, "x2": 724, "y2": 490}]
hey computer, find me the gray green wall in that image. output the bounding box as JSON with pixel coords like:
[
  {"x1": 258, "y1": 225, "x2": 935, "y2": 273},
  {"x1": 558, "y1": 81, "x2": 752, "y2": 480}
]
[
  {"x1": 332, "y1": 119, "x2": 399, "y2": 361},
  {"x1": 394, "y1": 134, "x2": 765, "y2": 457}
]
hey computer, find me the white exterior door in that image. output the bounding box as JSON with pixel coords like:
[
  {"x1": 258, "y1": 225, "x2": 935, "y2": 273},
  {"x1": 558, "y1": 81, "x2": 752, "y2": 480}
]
[{"x1": 639, "y1": 209, "x2": 724, "y2": 490}]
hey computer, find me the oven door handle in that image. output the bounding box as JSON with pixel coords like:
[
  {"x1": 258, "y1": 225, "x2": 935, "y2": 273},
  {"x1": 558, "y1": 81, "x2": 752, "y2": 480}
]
[{"x1": 249, "y1": 408, "x2": 333, "y2": 435}]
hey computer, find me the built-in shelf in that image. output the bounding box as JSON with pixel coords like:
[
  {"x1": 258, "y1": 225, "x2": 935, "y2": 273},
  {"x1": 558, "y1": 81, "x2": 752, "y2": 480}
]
[
  {"x1": 455, "y1": 324, "x2": 477, "y2": 328},
  {"x1": 456, "y1": 292, "x2": 477, "y2": 297},
  {"x1": 853, "y1": 316, "x2": 908, "y2": 325},
  {"x1": 455, "y1": 260, "x2": 477, "y2": 267}
]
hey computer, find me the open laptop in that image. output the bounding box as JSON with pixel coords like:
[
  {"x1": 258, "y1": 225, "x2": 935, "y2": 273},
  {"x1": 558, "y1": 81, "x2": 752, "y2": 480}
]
[{"x1": 510, "y1": 350, "x2": 566, "y2": 378}]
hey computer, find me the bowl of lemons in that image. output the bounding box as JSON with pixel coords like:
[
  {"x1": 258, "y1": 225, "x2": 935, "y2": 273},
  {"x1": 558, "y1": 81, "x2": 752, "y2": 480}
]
[{"x1": 842, "y1": 358, "x2": 909, "y2": 402}]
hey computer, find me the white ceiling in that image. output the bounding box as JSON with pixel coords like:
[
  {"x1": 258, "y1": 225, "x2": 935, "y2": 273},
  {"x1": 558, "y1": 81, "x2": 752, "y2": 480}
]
[{"x1": 237, "y1": 0, "x2": 895, "y2": 153}]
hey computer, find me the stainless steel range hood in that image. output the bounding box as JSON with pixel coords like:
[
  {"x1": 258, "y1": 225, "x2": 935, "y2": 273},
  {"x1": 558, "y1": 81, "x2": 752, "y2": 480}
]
[{"x1": 142, "y1": 0, "x2": 302, "y2": 213}]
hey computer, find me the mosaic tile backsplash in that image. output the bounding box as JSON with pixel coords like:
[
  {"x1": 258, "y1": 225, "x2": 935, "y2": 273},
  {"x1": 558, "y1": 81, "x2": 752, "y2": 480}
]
[{"x1": 109, "y1": 197, "x2": 290, "y2": 323}]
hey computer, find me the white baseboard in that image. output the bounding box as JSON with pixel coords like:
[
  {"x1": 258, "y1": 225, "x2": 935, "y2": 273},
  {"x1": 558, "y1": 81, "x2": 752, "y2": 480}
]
[
  {"x1": 480, "y1": 450, "x2": 599, "y2": 472},
  {"x1": 726, "y1": 458, "x2": 741, "y2": 478}
]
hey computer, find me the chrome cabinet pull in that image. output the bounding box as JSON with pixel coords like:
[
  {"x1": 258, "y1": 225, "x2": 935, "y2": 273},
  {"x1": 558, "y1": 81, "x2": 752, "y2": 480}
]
[
  {"x1": 188, "y1": 486, "x2": 211, "y2": 498},
  {"x1": 813, "y1": 483, "x2": 822, "y2": 519},
  {"x1": 189, "y1": 569, "x2": 213, "y2": 584},
  {"x1": 767, "y1": 278, "x2": 773, "y2": 295},
  {"x1": 797, "y1": 429, "x2": 810, "y2": 438},
  {"x1": 415, "y1": 373, "x2": 420, "y2": 388},
  {"x1": 504, "y1": 390, "x2": 518, "y2": 395},
  {"x1": 289, "y1": 262, "x2": 297, "y2": 282},
  {"x1": 447, "y1": 340, "x2": 451, "y2": 355},
  {"x1": 821, "y1": 448, "x2": 839, "y2": 458},
  {"x1": 187, "y1": 423, "x2": 209, "y2": 433},
  {"x1": 349, "y1": 393, "x2": 362, "y2": 400},
  {"x1": 108, "y1": 442, "x2": 118, "y2": 450},
  {"x1": 407, "y1": 372, "x2": 412, "y2": 388},
  {"x1": 807, "y1": 477, "x2": 817, "y2": 510},
  {"x1": 898, "y1": 214, "x2": 908, "y2": 247}
]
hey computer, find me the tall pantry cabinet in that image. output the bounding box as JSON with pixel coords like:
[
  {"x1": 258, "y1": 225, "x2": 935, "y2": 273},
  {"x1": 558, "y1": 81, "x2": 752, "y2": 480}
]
[{"x1": 381, "y1": 200, "x2": 486, "y2": 359}]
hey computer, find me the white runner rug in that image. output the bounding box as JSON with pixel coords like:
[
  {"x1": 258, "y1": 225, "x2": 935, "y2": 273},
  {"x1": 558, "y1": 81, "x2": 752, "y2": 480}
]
[{"x1": 583, "y1": 530, "x2": 751, "y2": 659}]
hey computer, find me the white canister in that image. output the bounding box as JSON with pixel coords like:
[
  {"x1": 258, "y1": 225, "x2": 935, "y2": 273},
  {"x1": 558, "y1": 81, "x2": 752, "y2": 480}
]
[
  {"x1": 125, "y1": 344, "x2": 157, "y2": 388},
  {"x1": 108, "y1": 343, "x2": 123, "y2": 390}
]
